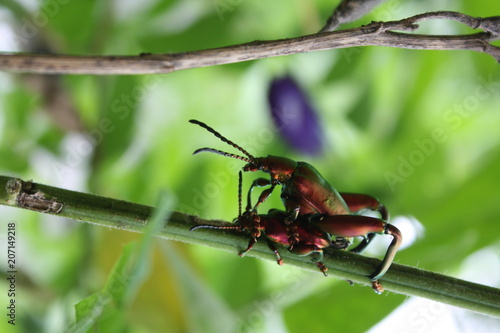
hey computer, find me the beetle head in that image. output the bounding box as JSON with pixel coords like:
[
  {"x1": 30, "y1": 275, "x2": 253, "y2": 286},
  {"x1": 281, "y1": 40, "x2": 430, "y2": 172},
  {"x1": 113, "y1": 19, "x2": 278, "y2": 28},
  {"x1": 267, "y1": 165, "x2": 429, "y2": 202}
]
[
  {"x1": 241, "y1": 157, "x2": 265, "y2": 172},
  {"x1": 190, "y1": 120, "x2": 297, "y2": 183},
  {"x1": 260, "y1": 156, "x2": 297, "y2": 182}
]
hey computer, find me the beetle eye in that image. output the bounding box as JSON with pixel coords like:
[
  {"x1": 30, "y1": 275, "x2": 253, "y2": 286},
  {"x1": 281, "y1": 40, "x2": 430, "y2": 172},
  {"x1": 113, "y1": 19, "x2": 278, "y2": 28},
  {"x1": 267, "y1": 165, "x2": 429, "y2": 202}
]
[{"x1": 243, "y1": 163, "x2": 258, "y2": 172}]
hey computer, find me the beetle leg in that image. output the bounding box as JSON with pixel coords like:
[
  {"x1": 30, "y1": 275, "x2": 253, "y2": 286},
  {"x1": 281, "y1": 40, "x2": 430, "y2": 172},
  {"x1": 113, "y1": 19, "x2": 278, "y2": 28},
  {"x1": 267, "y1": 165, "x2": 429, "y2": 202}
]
[
  {"x1": 285, "y1": 207, "x2": 300, "y2": 249},
  {"x1": 316, "y1": 262, "x2": 328, "y2": 276},
  {"x1": 289, "y1": 244, "x2": 328, "y2": 276},
  {"x1": 349, "y1": 234, "x2": 375, "y2": 254},
  {"x1": 339, "y1": 192, "x2": 389, "y2": 220},
  {"x1": 288, "y1": 244, "x2": 321, "y2": 259},
  {"x1": 286, "y1": 224, "x2": 300, "y2": 251},
  {"x1": 331, "y1": 236, "x2": 351, "y2": 250},
  {"x1": 369, "y1": 223, "x2": 402, "y2": 281},
  {"x1": 282, "y1": 207, "x2": 300, "y2": 250},
  {"x1": 314, "y1": 215, "x2": 402, "y2": 291},
  {"x1": 266, "y1": 240, "x2": 284, "y2": 265},
  {"x1": 239, "y1": 237, "x2": 257, "y2": 257},
  {"x1": 371, "y1": 280, "x2": 384, "y2": 294},
  {"x1": 279, "y1": 194, "x2": 303, "y2": 248},
  {"x1": 246, "y1": 177, "x2": 274, "y2": 212},
  {"x1": 252, "y1": 184, "x2": 277, "y2": 213},
  {"x1": 338, "y1": 193, "x2": 389, "y2": 254},
  {"x1": 246, "y1": 178, "x2": 269, "y2": 211}
]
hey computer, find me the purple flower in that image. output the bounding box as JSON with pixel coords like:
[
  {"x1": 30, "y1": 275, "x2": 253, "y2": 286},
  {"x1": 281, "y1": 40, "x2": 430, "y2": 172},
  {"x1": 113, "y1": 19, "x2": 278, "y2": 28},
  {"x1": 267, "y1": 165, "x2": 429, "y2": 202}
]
[{"x1": 268, "y1": 75, "x2": 324, "y2": 156}]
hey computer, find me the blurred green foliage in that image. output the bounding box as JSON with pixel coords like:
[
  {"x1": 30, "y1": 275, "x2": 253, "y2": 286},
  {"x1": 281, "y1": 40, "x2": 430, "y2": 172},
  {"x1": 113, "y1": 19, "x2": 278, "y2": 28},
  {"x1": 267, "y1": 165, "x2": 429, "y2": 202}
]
[{"x1": 0, "y1": 0, "x2": 499, "y2": 332}]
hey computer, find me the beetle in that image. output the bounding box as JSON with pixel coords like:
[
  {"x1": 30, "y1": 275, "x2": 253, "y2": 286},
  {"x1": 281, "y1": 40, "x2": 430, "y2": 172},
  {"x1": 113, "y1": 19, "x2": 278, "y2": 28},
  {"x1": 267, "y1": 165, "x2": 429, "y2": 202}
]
[
  {"x1": 190, "y1": 172, "x2": 402, "y2": 294},
  {"x1": 190, "y1": 119, "x2": 388, "y2": 250}
]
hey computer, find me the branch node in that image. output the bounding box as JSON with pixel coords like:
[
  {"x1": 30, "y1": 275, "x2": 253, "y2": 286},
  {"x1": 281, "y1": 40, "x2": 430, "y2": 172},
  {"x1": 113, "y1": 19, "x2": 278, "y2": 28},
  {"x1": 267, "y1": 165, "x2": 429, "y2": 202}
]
[
  {"x1": 479, "y1": 16, "x2": 500, "y2": 36},
  {"x1": 6, "y1": 178, "x2": 64, "y2": 213},
  {"x1": 6, "y1": 178, "x2": 23, "y2": 196}
]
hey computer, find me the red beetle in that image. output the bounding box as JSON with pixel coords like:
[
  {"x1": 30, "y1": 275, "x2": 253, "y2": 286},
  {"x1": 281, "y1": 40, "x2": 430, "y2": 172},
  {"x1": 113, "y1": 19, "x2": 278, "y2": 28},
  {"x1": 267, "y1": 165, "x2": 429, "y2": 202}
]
[{"x1": 191, "y1": 172, "x2": 402, "y2": 294}]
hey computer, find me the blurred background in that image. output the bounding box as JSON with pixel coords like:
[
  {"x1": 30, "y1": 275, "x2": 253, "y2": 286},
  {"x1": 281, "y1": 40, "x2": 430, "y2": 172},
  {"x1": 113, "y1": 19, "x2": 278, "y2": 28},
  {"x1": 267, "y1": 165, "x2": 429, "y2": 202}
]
[{"x1": 0, "y1": 0, "x2": 499, "y2": 332}]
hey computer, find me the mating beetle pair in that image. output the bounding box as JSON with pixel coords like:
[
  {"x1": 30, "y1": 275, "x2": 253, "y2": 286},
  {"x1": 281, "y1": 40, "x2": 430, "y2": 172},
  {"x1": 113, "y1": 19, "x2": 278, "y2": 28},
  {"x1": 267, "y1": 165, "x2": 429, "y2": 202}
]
[{"x1": 189, "y1": 119, "x2": 402, "y2": 293}]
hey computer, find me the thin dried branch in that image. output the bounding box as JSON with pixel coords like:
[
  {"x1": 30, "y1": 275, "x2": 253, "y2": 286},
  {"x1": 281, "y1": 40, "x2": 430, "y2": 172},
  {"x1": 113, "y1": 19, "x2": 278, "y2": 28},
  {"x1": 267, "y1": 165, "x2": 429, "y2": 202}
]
[{"x1": 0, "y1": 11, "x2": 499, "y2": 75}]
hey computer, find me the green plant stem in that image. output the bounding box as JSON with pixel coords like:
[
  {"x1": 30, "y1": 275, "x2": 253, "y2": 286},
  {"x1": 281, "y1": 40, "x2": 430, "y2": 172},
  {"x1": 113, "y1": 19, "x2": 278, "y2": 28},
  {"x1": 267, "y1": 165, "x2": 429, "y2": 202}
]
[{"x1": 1, "y1": 175, "x2": 499, "y2": 317}]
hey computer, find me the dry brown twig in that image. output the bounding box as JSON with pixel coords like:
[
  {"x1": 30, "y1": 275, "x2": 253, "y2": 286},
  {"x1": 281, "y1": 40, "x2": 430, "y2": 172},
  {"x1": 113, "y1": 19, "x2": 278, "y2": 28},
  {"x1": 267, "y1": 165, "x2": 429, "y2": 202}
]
[{"x1": 0, "y1": 10, "x2": 499, "y2": 75}]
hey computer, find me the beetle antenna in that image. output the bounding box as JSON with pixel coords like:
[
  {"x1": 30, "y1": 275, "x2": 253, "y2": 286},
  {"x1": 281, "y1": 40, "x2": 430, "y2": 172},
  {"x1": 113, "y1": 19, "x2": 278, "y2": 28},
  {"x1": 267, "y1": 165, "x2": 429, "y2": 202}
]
[
  {"x1": 193, "y1": 148, "x2": 252, "y2": 163},
  {"x1": 189, "y1": 119, "x2": 256, "y2": 160},
  {"x1": 238, "y1": 171, "x2": 243, "y2": 218},
  {"x1": 189, "y1": 224, "x2": 240, "y2": 231}
]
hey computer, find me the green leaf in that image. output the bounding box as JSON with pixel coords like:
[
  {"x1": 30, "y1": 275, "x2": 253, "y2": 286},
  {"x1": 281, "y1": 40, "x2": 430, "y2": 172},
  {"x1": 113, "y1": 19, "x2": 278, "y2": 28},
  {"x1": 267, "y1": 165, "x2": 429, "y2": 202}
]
[{"x1": 67, "y1": 191, "x2": 175, "y2": 332}]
